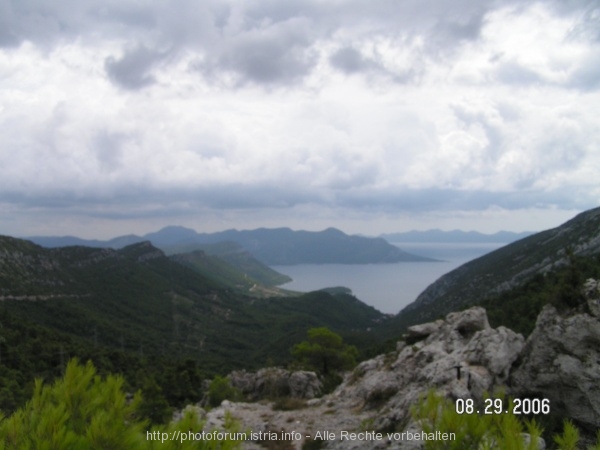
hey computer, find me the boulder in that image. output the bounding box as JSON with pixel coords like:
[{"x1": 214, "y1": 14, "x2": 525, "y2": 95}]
[
  {"x1": 337, "y1": 307, "x2": 524, "y2": 432},
  {"x1": 406, "y1": 320, "x2": 443, "y2": 342},
  {"x1": 584, "y1": 278, "x2": 600, "y2": 317},
  {"x1": 228, "y1": 368, "x2": 322, "y2": 400},
  {"x1": 510, "y1": 303, "x2": 600, "y2": 433}
]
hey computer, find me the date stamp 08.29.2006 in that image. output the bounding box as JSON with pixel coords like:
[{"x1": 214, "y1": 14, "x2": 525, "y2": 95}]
[{"x1": 455, "y1": 398, "x2": 551, "y2": 415}]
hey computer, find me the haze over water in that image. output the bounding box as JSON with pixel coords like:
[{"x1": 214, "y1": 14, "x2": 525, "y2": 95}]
[{"x1": 274, "y1": 243, "x2": 504, "y2": 314}]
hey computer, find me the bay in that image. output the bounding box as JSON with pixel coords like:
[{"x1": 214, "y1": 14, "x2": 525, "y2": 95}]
[{"x1": 273, "y1": 242, "x2": 504, "y2": 314}]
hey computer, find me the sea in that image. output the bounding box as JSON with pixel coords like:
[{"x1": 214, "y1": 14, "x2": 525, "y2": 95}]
[{"x1": 272, "y1": 242, "x2": 504, "y2": 314}]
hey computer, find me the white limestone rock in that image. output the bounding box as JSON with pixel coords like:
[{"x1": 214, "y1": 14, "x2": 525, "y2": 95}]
[{"x1": 510, "y1": 304, "x2": 600, "y2": 432}]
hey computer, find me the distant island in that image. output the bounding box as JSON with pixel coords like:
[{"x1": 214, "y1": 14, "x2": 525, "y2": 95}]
[{"x1": 27, "y1": 226, "x2": 436, "y2": 265}]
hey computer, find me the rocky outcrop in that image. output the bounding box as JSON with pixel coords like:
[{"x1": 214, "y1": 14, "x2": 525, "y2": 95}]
[
  {"x1": 584, "y1": 278, "x2": 600, "y2": 317},
  {"x1": 200, "y1": 307, "x2": 526, "y2": 449},
  {"x1": 228, "y1": 368, "x2": 322, "y2": 400},
  {"x1": 338, "y1": 307, "x2": 524, "y2": 434},
  {"x1": 186, "y1": 293, "x2": 600, "y2": 449},
  {"x1": 510, "y1": 283, "x2": 600, "y2": 434}
]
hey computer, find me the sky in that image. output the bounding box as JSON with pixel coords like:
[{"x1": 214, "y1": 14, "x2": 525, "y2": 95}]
[{"x1": 1, "y1": 0, "x2": 599, "y2": 239}]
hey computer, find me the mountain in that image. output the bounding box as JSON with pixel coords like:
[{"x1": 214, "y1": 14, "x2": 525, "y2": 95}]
[
  {"x1": 184, "y1": 227, "x2": 435, "y2": 265},
  {"x1": 0, "y1": 236, "x2": 383, "y2": 363},
  {"x1": 28, "y1": 226, "x2": 436, "y2": 265},
  {"x1": 381, "y1": 229, "x2": 533, "y2": 243},
  {"x1": 3, "y1": 235, "x2": 599, "y2": 445},
  {"x1": 27, "y1": 230, "x2": 292, "y2": 289},
  {"x1": 0, "y1": 235, "x2": 385, "y2": 370},
  {"x1": 0, "y1": 234, "x2": 392, "y2": 414},
  {"x1": 393, "y1": 206, "x2": 600, "y2": 327},
  {"x1": 144, "y1": 226, "x2": 201, "y2": 246}
]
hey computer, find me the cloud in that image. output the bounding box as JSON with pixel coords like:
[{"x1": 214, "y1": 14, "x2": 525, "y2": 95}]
[
  {"x1": 329, "y1": 47, "x2": 370, "y2": 74},
  {"x1": 93, "y1": 130, "x2": 127, "y2": 172},
  {"x1": 198, "y1": 16, "x2": 317, "y2": 86},
  {"x1": 1, "y1": 0, "x2": 599, "y2": 238},
  {"x1": 568, "y1": 49, "x2": 600, "y2": 91},
  {"x1": 105, "y1": 45, "x2": 168, "y2": 90}
]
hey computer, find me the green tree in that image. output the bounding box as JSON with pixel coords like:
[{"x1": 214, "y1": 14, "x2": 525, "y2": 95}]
[
  {"x1": 0, "y1": 359, "x2": 242, "y2": 450},
  {"x1": 207, "y1": 375, "x2": 241, "y2": 407},
  {"x1": 0, "y1": 359, "x2": 145, "y2": 449},
  {"x1": 291, "y1": 327, "x2": 358, "y2": 375},
  {"x1": 138, "y1": 375, "x2": 172, "y2": 425}
]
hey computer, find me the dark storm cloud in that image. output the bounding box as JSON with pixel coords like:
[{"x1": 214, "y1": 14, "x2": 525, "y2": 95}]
[
  {"x1": 4, "y1": 0, "x2": 592, "y2": 90},
  {"x1": 0, "y1": 0, "x2": 500, "y2": 83},
  {"x1": 329, "y1": 47, "x2": 375, "y2": 74},
  {"x1": 2, "y1": 179, "x2": 594, "y2": 222},
  {"x1": 2, "y1": 0, "x2": 599, "y2": 238},
  {"x1": 0, "y1": 1, "x2": 19, "y2": 46},
  {"x1": 199, "y1": 17, "x2": 317, "y2": 86},
  {"x1": 0, "y1": 0, "x2": 101, "y2": 48},
  {"x1": 194, "y1": 183, "x2": 321, "y2": 209},
  {"x1": 432, "y1": 11, "x2": 485, "y2": 43},
  {"x1": 105, "y1": 45, "x2": 168, "y2": 90},
  {"x1": 334, "y1": 186, "x2": 595, "y2": 213},
  {"x1": 0, "y1": 179, "x2": 325, "y2": 219},
  {"x1": 328, "y1": 45, "x2": 421, "y2": 83},
  {"x1": 0, "y1": 0, "x2": 62, "y2": 47}
]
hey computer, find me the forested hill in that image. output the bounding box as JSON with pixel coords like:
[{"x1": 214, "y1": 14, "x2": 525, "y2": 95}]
[
  {"x1": 393, "y1": 206, "x2": 600, "y2": 328},
  {"x1": 0, "y1": 235, "x2": 386, "y2": 414},
  {"x1": 0, "y1": 236, "x2": 385, "y2": 364}
]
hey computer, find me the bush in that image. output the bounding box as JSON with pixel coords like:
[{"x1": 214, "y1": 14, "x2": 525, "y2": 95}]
[
  {"x1": 0, "y1": 359, "x2": 243, "y2": 449},
  {"x1": 207, "y1": 375, "x2": 241, "y2": 407}
]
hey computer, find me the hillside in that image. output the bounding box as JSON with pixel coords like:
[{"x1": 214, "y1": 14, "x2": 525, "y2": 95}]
[
  {"x1": 27, "y1": 233, "x2": 292, "y2": 288},
  {"x1": 0, "y1": 236, "x2": 385, "y2": 363},
  {"x1": 393, "y1": 206, "x2": 600, "y2": 327},
  {"x1": 168, "y1": 241, "x2": 292, "y2": 288},
  {"x1": 0, "y1": 235, "x2": 386, "y2": 413}
]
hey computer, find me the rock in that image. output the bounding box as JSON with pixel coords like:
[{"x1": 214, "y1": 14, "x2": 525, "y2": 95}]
[
  {"x1": 177, "y1": 304, "x2": 599, "y2": 449},
  {"x1": 406, "y1": 320, "x2": 443, "y2": 341},
  {"x1": 289, "y1": 371, "x2": 322, "y2": 398},
  {"x1": 228, "y1": 368, "x2": 322, "y2": 400},
  {"x1": 510, "y1": 304, "x2": 600, "y2": 433},
  {"x1": 447, "y1": 306, "x2": 490, "y2": 336},
  {"x1": 338, "y1": 307, "x2": 524, "y2": 433},
  {"x1": 584, "y1": 278, "x2": 600, "y2": 317},
  {"x1": 521, "y1": 433, "x2": 546, "y2": 450}
]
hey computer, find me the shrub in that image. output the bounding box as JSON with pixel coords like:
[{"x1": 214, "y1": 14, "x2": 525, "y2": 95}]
[
  {"x1": 0, "y1": 359, "x2": 243, "y2": 449},
  {"x1": 207, "y1": 375, "x2": 241, "y2": 407}
]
